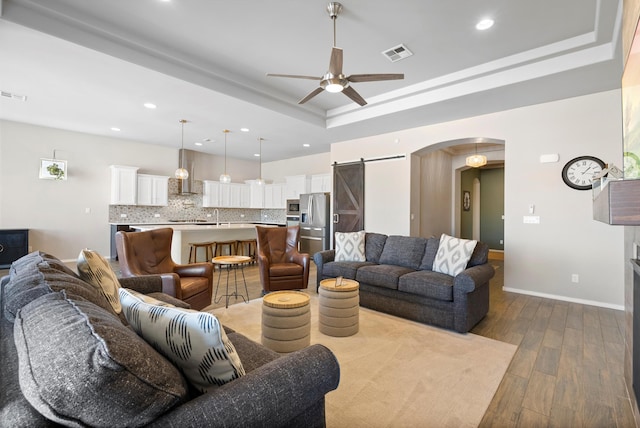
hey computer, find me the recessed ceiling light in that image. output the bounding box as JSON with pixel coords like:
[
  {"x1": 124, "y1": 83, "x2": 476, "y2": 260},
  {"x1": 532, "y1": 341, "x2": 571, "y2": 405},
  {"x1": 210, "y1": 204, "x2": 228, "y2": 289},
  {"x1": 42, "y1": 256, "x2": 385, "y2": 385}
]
[
  {"x1": 476, "y1": 18, "x2": 494, "y2": 30},
  {"x1": 254, "y1": 153, "x2": 260, "y2": 157},
  {"x1": 240, "y1": 128, "x2": 250, "y2": 132},
  {"x1": 303, "y1": 144, "x2": 310, "y2": 147},
  {"x1": 110, "y1": 127, "x2": 121, "y2": 132},
  {"x1": 143, "y1": 102, "x2": 157, "y2": 109},
  {"x1": 194, "y1": 142, "x2": 203, "y2": 146}
]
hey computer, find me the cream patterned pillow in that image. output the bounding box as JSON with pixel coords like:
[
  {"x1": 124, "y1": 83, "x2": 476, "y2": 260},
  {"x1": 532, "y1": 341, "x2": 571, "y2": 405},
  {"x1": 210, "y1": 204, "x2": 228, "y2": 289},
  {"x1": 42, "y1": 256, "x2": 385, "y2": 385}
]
[
  {"x1": 119, "y1": 288, "x2": 245, "y2": 393},
  {"x1": 335, "y1": 231, "x2": 366, "y2": 262},
  {"x1": 77, "y1": 248, "x2": 122, "y2": 313},
  {"x1": 432, "y1": 234, "x2": 478, "y2": 276}
]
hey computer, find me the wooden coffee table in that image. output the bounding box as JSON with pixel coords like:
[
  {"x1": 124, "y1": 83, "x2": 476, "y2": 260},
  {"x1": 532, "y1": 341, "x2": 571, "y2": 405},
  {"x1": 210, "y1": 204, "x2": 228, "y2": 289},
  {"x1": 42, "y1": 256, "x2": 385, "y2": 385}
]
[{"x1": 212, "y1": 255, "x2": 251, "y2": 308}]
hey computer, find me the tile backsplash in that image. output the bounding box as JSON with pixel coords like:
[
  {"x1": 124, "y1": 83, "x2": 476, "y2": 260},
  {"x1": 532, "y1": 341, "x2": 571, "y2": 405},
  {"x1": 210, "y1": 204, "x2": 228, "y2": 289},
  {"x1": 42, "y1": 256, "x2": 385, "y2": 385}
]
[{"x1": 109, "y1": 179, "x2": 285, "y2": 224}]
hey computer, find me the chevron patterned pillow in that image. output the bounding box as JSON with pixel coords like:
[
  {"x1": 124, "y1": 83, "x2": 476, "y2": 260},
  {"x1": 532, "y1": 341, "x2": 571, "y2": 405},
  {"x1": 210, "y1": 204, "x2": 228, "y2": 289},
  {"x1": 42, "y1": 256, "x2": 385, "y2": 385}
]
[
  {"x1": 432, "y1": 234, "x2": 478, "y2": 276},
  {"x1": 77, "y1": 248, "x2": 122, "y2": 314},
  {"x1": 119, "y1": 288, "x2": 245, "y2": 393},
  {"x1": 335, "y1": 231, "x2": 366, "y2": 262}
]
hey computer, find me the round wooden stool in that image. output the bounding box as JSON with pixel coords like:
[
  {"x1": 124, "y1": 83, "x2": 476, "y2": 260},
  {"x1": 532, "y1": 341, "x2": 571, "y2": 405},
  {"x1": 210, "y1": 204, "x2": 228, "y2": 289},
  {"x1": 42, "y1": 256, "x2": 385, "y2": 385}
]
[
  {"x1": 236, "y1": 239, "x2": 257, "y2": 263},
  {"x1": 262, "y1": 291, "x2": 311, "y2": 353},
  {"x1": 188, "y1": 241, "x2": 216, "y2": 263},
  {"x1": 318, "y1": 278, "x2": 359, "y2": 337},
  {"x1": 215, "y1": 240, "x2": 237, "y2": 257}
]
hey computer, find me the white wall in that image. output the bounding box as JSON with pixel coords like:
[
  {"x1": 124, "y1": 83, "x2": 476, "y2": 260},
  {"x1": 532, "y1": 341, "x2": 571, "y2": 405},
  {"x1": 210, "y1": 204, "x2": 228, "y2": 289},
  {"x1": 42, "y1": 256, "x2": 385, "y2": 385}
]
[
  {"x1": 330, "y1": 90, "x2": 625, "y2": 308},
  {"x1": 263, "y1": 152, "x2": 331, "y2": 183}
]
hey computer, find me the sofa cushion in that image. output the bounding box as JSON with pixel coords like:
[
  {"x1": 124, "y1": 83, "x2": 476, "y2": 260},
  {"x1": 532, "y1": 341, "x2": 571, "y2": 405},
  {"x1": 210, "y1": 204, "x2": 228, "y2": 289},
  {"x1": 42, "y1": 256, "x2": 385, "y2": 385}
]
[
  {"x1": 419, "y1": 238, "x2": 441, "y2": 271},
  {"x1": 5, "y1": 258, "x2": 120, "y2": 323},
  {"x1": 356, "y1": 264, "x2": 415, "y2": 290},
  {"x1": 77, "y1": 248, "x2": 122, "y2": 314},
  {"x1": 10, "y1": 251, "x2": 78, "y2": 280},
  {"x1": 335, "y1": 231, "x2": 366, "y2": 262},
  {"x1": 119, "y1": 288, "x2": 246, "y2": 393},
  {"x1": 322, "y1": 261, "x2": 374, "y2": 280},
  {"x1": 467, "y1": 241, "x2": 490, "y2": 267},
  {"x1": 365, "y1": 233, "x2": 388, "y2": 263},
  {"x1": 378, "y1": 236, "x2": 428, "y2": 269},
  {"x1": 432, "y1": 234, "x2": 478, "y2": 276},
  {"x1": 398, "y1": 271, "x2": 455, "y2": 301},
  {"x1": 14, "y1": 291, "x2": 188, "y2": 427}
]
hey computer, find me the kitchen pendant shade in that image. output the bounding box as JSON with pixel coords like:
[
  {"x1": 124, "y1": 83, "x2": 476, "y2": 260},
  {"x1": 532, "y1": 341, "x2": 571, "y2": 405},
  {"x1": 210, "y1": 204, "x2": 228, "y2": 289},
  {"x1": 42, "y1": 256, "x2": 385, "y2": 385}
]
[
  {"x1": 175, "y1": 119, "x2": 189, "y2": 179},
  {"x1": 256, "y1": 137, "x2": 265, "y2": 185},
  {"x1": 220, "y1": 129, "x2": 231, "y2": 183}
]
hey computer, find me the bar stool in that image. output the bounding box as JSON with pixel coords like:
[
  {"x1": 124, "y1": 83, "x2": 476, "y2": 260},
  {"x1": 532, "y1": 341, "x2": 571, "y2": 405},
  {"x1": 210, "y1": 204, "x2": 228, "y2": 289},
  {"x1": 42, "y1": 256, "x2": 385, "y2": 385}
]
[
  {"x1": 236, "y1": 239, "x2": 257, "y2": 263},
  {"x1": 188, "y1": 241, "x2": 216, "y2": 263},
  {"x1": 215, "y1": 240, "x2": 237, "y2": 257}
]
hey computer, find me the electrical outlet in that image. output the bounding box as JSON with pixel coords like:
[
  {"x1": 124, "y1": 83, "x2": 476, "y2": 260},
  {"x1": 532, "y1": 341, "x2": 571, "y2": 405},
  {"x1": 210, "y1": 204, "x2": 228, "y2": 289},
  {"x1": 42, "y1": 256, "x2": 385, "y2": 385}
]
[
  {"x1": 240, "y1": 214, "x2": 245, "y2": 218},
  {"x1": 120, "y1": 213, "x2": 127, "y2": 218},
  {"x1": 206, "y1": 214, "x2": 212, "y2": 217},
  {"x1": 154, "y1": 213, "x2": 160, "y2": 218},
  {"x1": 84, "y1": 207, "x2": 91, "y2": 214},
  {"x1": 499, "y1": 239, "x2": 504, "y2": 244},
  {"x1": 571, "y1": 274, "x2": 579, "y2": 283}
]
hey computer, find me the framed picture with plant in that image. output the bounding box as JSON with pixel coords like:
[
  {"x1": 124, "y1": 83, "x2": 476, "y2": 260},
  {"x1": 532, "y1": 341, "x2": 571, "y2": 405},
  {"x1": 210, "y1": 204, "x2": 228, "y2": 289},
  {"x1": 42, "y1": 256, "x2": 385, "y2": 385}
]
[{"x1": 39, "y1": 158, "x2": 67, "y2": 180}]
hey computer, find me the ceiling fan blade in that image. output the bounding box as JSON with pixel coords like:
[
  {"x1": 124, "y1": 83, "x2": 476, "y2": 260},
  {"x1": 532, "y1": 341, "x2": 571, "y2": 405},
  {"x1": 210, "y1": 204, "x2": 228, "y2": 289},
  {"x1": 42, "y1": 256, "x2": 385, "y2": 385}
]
[
  {"x1": 348, "y1": 73, "x2": 405, "y2": 82},
  {"x1": 329, "y1": 47, "x2": 343, "y2": 75},
  {"x1": 298, "y1": 87, "x2": 325, "y2": 104},
  {"x1": 267, "y1": 73, "x2": 321, "y2": 80},
  {"x1": 342, "y1": 86, "x2": 367, "y2": 106}
]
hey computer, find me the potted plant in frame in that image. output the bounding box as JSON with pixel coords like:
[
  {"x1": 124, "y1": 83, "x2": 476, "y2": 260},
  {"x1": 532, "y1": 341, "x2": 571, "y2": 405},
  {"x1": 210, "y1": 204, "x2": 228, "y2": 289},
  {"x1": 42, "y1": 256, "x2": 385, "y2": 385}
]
[{"x1": 46, "y1": 162, "x2": 65, "y2": 180}]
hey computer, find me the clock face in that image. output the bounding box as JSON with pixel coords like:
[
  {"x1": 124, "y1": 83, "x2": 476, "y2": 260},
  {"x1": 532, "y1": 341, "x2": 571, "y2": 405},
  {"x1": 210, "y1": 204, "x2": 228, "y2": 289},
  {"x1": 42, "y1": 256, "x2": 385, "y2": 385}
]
[{"x1": 561, "y1": 156, "x2": 605, "y2": 190}]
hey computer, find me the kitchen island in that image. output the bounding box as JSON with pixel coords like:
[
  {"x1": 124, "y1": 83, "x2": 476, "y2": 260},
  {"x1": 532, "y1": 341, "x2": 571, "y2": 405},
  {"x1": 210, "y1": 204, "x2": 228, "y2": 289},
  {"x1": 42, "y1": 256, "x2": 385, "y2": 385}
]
[{"x1": 131, "y1": 223, "x2": 278, "y2": 264}]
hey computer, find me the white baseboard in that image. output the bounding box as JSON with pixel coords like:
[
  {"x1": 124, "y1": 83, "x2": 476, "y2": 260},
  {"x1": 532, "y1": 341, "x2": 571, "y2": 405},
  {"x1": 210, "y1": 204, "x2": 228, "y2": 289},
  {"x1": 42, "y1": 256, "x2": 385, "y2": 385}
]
[{"x1": 502, "y1": 287, "x2": 624, "y2": 311}]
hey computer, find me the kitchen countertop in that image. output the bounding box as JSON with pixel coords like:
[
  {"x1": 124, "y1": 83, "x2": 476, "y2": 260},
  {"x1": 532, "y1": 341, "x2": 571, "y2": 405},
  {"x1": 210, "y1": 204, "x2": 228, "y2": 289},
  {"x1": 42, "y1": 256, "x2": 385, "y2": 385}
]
[
  {"x1": 131, "y1": 223, "x2": 278, "y2": 232},
  {"x1": 110, "y1": 221, "x2": 285, "y2": 227}
]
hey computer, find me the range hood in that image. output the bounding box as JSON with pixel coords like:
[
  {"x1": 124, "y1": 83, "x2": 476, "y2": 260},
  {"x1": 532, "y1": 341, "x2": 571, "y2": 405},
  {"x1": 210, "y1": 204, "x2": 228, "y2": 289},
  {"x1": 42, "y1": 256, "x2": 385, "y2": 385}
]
[{"x1": 176, "y1": 148, "x2": 197, "y2": 194}]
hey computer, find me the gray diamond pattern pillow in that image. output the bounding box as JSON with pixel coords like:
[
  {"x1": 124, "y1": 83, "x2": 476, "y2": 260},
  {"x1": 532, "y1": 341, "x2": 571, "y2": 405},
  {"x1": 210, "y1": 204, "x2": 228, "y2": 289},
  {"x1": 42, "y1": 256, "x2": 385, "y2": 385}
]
[
  {"x1": 77, "y1": 248, "x2": 122, "y2": 313},
  {"x1": 432, "y1": 234, "x2": 478, "y2": 276},
  {"x1": 335, "y1": 231, "x2": 366, "y2": 262},
  {"x1": 119, "y1": 288, "x2": 245, "y2": 393}
]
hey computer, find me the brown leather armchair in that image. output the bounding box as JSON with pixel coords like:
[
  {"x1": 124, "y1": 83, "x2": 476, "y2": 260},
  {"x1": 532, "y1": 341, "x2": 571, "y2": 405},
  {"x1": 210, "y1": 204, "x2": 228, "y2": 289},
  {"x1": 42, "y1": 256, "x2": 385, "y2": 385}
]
[
  {"x1": 115, "y1": 228, "x2": 214, "y2": 310},
  {"x1": 256, "y1": 225, "x2": 310, "y2": 293}
]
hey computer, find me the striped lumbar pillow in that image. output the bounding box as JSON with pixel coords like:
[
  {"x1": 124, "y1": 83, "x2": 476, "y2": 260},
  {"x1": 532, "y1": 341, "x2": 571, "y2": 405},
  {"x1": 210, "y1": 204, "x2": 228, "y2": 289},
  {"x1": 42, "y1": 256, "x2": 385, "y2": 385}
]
[{"x1": 119, "y1": 288, "x2": 245, "y2": 392}]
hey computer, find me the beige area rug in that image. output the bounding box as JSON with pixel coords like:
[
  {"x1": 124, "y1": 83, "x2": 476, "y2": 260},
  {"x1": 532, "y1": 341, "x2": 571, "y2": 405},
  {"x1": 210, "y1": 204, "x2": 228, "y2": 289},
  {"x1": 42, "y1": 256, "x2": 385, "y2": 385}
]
[{"x1": 211, "y1": 296, "x2": 516, "y2": 428}]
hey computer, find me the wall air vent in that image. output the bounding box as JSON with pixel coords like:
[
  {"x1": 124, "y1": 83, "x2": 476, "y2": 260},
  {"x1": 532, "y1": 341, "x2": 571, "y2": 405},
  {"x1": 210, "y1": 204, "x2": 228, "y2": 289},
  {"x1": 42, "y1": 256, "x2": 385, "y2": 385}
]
[
  {"x1": 382, "y1": 44, "x2": 413, "y2": 62},
  {"x1": 1, "y1": 91, "x2": 28, "y2": 101}
]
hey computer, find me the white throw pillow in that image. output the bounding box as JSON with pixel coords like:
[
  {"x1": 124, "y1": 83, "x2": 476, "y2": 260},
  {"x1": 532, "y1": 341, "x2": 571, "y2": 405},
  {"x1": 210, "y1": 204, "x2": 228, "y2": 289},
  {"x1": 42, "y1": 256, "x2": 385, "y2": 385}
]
[
  {"x1": 432, "y1": 234, "x2": 478, "y2": 276},
  {"x1": 119, "y1": 288, "x2": 245, "y2": 393},
  {"x1": 77, "y1": 248, "x2": 122, "y2": 313},
  {"x1": 335, "y1": 231, "x2": 366, "y2": 262}
]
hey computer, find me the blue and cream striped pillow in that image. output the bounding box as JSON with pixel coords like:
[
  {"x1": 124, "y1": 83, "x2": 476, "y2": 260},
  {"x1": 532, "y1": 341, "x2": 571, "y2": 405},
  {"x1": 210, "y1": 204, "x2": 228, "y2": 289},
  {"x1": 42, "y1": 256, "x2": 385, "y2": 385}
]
[{"x1": 119, "y1": 288, "x2": 245, "y2": 392}]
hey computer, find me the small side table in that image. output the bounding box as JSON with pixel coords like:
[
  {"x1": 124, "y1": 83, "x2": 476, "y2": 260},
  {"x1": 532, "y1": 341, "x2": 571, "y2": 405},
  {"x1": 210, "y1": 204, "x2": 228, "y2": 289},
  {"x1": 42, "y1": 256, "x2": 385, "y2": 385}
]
[
  {"x1": 262, "y1": 291, "x2": 311, "y2": 353},
  {"x1": 319, "y1": 278, "x2": 360, "y2": 337},
  {"x1": 212, "y1": 255, "x2": 251, "y2": 308}
]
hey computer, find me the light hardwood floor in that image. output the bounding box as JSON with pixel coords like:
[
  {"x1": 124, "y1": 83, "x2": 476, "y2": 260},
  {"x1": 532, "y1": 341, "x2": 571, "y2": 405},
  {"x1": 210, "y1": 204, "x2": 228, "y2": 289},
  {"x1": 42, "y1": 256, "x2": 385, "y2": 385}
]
[{"x1": 2, "y1": 259, "x2": 635, "y2": 426}]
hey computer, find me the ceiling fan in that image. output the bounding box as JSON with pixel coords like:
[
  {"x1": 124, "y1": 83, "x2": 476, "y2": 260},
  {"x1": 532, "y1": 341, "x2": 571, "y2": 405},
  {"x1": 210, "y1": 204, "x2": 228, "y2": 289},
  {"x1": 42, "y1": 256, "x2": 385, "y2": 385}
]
[{"x1": 267, "y1": 2, "x2": 404, "y2": 106}]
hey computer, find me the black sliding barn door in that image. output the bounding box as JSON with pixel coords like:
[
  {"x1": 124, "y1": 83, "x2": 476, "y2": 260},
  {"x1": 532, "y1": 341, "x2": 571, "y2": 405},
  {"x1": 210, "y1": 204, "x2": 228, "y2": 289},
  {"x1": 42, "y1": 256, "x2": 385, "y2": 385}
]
[{"x1": 332, "y1": 161, "x2": 365, "y2": 234}]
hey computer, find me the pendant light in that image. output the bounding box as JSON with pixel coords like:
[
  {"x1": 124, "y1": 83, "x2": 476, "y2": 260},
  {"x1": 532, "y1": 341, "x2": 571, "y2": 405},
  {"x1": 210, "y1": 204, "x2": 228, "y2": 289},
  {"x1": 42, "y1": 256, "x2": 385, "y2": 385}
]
[
  {"x1": 466, "y1": 144, "x2": 487, "y2": 168},
  {"x1": 219, "y1": 129, "x2": 231, "y2": 183},
  {"x1": 255, "y1": 137, "x2": 265, "y2": 186},
  {"x1": 175, "y1": 119, "x2": 189, "y2": 179}
]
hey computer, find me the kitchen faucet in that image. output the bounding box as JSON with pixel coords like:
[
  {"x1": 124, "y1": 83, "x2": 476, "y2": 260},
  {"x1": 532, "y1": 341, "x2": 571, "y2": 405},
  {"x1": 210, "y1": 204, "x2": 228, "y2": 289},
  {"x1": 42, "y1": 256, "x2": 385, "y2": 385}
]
[{"x1": 213, "y1": 208, "x2": 219, "y2": 226}]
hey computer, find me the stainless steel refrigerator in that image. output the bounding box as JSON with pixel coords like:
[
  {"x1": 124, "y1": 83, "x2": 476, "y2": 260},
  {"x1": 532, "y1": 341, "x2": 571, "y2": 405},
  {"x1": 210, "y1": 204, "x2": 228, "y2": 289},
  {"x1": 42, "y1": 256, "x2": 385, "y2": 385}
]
[{"x1": 299, "y1": 192, "x2": 330, "y2": 255}]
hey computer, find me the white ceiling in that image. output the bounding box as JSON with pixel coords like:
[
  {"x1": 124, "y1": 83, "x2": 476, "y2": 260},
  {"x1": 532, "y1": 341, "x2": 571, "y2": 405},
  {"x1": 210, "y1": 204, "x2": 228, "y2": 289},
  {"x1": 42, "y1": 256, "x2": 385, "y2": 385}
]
[{"x1": 0, "y1": 0, "x2": 624, "y2": 162}]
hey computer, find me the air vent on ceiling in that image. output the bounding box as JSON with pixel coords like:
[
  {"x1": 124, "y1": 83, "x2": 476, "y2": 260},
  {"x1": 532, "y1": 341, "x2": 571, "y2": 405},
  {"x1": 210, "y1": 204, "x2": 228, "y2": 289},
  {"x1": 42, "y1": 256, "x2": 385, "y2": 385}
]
[
  {"x1": 1, "y1": 91, "x2": 28, "y2": 102},
  {"x1": 382, "y1": 44, "x2": 413, "y2": 63}
]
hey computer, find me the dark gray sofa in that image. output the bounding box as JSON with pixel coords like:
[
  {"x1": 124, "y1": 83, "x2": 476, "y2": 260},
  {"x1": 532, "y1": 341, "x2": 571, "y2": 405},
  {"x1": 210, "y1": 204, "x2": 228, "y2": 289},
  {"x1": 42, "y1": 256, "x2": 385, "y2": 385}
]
[
  {"x1": 1, "y1": 251, "x2": 339, "y2": 427},
  {"x1": 313, "y1": 233, "x2": 494, "y2": 333}
]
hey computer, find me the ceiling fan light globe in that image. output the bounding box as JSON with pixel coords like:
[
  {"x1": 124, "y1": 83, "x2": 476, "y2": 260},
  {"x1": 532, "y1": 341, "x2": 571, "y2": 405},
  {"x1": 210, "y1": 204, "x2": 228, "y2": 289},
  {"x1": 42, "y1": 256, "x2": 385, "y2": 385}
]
[
  {"x1": 175, "y1": 168, "x2": 189, "y2": 179},
  {"x1": 325, "y1": 83, "x2": 344, "y2": 93}
]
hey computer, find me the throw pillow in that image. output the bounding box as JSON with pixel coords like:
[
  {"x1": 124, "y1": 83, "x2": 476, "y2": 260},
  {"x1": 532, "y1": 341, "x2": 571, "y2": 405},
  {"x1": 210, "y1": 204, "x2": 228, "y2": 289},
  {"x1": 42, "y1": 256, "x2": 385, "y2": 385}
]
[
  {"x1": 77, "y1": 248, "x2": 122, "y2": 314},
  {"x1": 119, "y1": 288, "x2": 246, "y2": 393},
  {"x1": 432, "y1": 234, "x2": 478, "y2": 276},
  {"x1": 14, "y1": 291, "x2": 188, "y2": 427},
  {"x1": 335, "y1": 231, "x2": 366, "y2": 262}
]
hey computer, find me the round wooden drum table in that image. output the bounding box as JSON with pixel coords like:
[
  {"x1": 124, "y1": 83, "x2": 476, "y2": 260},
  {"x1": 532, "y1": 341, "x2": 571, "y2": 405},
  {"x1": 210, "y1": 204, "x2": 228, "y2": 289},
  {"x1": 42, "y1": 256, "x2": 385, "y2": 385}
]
[
  {"x1": 262, "y1": 291, "x2": 311, "y2": 353},
  {"x1": 319, "y1": 278, "x2": 360, "y2": 337}
]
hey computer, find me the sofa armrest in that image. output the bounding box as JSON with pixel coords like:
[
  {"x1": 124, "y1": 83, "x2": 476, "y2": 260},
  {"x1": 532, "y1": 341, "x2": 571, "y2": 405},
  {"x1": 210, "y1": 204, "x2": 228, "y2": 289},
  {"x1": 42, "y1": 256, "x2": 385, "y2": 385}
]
[
  {"x1": 118, "y1": 274, "x2": 179, "y2": 297},
  {"x1": 453, "y1": 263, "x2": 495, "y2": 293},
  {"x1": 151, "y1": 344, "x2": 340, "y2": 428},
  {"x1": 313, "y1": 249, "x2": 335, "y2": 266},
  {"x1": 173, "y1": 263, "x2": 214, "y2": 278}
]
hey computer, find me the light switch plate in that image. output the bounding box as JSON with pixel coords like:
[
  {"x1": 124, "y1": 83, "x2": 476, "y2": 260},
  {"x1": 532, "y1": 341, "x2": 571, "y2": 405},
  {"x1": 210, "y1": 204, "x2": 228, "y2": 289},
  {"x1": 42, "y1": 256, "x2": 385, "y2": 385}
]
[{"x1": 523, "y1": 215, "x2": 540, "y2": 224}]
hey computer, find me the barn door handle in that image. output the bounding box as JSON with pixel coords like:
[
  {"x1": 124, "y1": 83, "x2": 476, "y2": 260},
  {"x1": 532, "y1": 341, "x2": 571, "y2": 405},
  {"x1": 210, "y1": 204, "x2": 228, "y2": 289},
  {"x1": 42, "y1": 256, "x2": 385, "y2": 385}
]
[{"x1": 333, "y1": 213, "x2": 339, "y2": 223}]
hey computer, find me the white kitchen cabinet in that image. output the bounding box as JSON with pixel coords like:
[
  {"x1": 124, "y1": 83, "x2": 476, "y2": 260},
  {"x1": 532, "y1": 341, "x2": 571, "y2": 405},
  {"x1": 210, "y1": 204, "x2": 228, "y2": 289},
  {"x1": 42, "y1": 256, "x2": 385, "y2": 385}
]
[
  {"x1": 202, "y1": 180, "x2": 221, "y2": 207},
  {"x1": 137, "y1": 174, "x2": 169, "y2": 206},
  {"x1": 264, "y1": 183, "x2": 285, "y2": 208},
  {"x1": 246, "y1": 180, "x2": 265, "y2": 208},
  {"x1": 310, "y1": 173, "x2": 332, "y2": 193},
  {"x1": 285, "y1": 175, "x2": 310, "y2": 199},
  {"x1": 110, "y1": 165, "x2": 139, "y2": 205},
  {"x1": 224, "y1": 183, "x2": 248, "y2": 208}
]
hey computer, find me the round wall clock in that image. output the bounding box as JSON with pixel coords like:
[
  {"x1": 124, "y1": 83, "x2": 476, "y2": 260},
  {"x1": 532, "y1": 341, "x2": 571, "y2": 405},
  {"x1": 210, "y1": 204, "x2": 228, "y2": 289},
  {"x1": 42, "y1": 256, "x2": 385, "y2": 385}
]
[{"x1": 561, "y1": 155, "x2": 605, "y2": 190}]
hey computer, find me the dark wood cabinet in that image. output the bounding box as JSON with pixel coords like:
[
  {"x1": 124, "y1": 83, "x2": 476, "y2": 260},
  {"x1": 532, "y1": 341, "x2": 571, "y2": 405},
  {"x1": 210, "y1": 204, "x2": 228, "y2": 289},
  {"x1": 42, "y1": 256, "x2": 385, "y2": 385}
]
[{"x1": 0, "y1": 229, "x2": 29, "y2": 268}]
